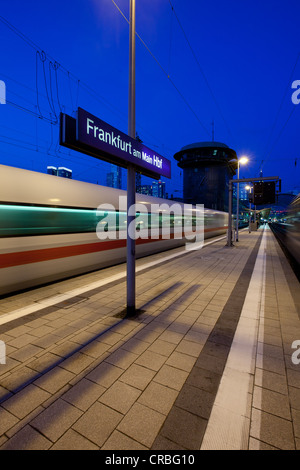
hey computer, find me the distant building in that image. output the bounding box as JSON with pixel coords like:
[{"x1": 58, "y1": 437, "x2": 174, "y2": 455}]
[
  {"x1": 57, "y1": 167, "x2": 72, "y2": 179},
  {"x1": 137, "y1": 181, "x2": 166, "y2": 198},
  {"x1": 136, "y1": 173, "x2": 142, "y2": 193},
  {"x1": 106, "y1": 172, "x2": 115, "y2": 188},
  {"x1": 138, "y1": 185, "x2": 152, "y2": 196},
  {"x1": 239, "y1": 182, "x2": 249, "y2": 202},
  {"x1": 106, "y1": 165, "x2": 122, "y2": 189},
  {"x1": 174, "y1": 141, "x2": 237, "y2": 211},
  {"x1": 233, "y1": 181, "x2": 249, "y2": 212},
  {"x1": 47, "y1": 166, "x2": 72, "y2": 179},
  {"x1": 47, "y1": 166, "x2": 58, "y2": 176},
  {"x1": 152, "y1": 180, "x2": 166, "y2": 199}
]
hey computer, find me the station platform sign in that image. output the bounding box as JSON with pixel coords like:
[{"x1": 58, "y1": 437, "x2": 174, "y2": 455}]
[{"x1": 60, "y1": 108, "x2": 171, "y2": 180}]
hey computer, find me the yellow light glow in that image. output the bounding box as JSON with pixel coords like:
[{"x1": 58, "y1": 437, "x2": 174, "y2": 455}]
[
  {"x1": 245, "y1": 185, "x2": 251, "y2": 191},
  {"x1": 239, "y1": 156, "x2": 249, "y2": 165}
]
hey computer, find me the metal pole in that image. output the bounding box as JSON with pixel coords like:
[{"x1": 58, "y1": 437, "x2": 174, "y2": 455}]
[
  {"x1": 227, "y1": 180, "x2": 233, "y2": 246},
  {"x1": 127, "y1": 0, "x2": 136, "y2": 315},
  {"x1": 249, "y1": 199, "x2": 251, "y2": 233},
  {"x1": 236, "y1": 162, "x2": 239, "y2": 241},
  {"x1": 129, "y1": 0, "x2": 136, "y2": 139}
]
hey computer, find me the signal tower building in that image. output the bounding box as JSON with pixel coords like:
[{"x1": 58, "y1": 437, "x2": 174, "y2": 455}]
[{"x1": 174, "y1": 141, "x2": 237, "y2": 212}]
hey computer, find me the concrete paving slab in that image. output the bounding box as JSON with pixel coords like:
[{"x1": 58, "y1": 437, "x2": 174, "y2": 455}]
[{"x1": 0, "y1": 227, "x2": 299, "y2": 451}]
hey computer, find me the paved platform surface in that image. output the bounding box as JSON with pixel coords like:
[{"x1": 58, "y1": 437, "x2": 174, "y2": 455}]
[{"x1": 0, "y1": 225, "x2": 299, "y2": 450}]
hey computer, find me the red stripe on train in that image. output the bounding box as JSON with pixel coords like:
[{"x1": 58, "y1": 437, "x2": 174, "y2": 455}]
[{"x1": 0, "y1": 226, "x2": 227, "y2": 268}]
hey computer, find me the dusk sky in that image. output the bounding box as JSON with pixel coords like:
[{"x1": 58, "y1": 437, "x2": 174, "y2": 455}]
[{"x1": 0, "y1": 0, "x2": 299, "y2": 196}]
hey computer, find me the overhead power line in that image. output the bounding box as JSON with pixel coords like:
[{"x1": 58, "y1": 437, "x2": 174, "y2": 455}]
[
  {"x1": 261, "y1": 106, "x2": 296, "y2": 173},
  {"x1": 260, "y1": 51, "x2": 300, "y2": 173},
  {"x1": 0, "y1": 14, "x2": 175, "y2": 153},
  {"x1": 0, "y1": 10, "x2": 210, "y2": 165},
  {"x1": 0, "y1": 15, "x2": 127, "y2": 122},
  {"x1": 110, "y1": 0, "x2": 210, "y2": 137},
  {"x1": 168, "y1": 0, "x2": 234, "y2": 141}
]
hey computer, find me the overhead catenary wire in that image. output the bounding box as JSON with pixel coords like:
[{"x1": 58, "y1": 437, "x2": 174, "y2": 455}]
[
  {"x1": 0, "y1": 132, "x2": 113, "y2": 173},
  {"x1": 2, "y1": 70, "x2": 67, "y2": 121},
  {"x1": 7, "y1": 87, "x2": 54, "y2": 118},
  {"x1": 168, "y1": 4, "x2": 174, "y2": 78},
  {"x1": 0, "y1": 10, "x2": 189, "y2": 194},
  {"x1": 168, "y1": 0, "x2": 234, "y2": 141},
  {"x1": 39, "y1": 50, "x2": 58, "y2": 122},
  {"x1": 261, "y1": 106, "x2": 296, "y2": 173},
  {"x1": 0, "y1": 13, "x2": 189, "y2": 159},
  {"x1": 68, "y1": 71, "x2": 75, "y2": 115},
  {"x1": 110, "y1": 0, "x2": 210, "y2": 136},
  {"x1": 52, "y1": 61, "x2": 64, "y2": 113},
  {"x1": 6, "y1": 97, "x2": 50, "y2": 120},
  {"x1": 0, "y1": 14, "x2": 131, "y2": 154},
  {"x1": 1, "y1": 122, "x2": 50, "y2": 146},
  {"x1": 75, "y1": 79, "x2": 80, "y2": 111},
  {"x1": 48, "y1": 61, "x2": 59, "y2": 119},
  {"x1": 35, "y1": 51, "x2": 57, "y2": 124},
  {"x1": 260, "y1": 51, "x2": 300, "y2": 173},
  {"x1": 0, "y1": 9, "x2": 221, "y2": 139},
  {"x1": 5, "y1": 66, "x2": 175, "y2": 171},
  {"x1": 0, "y1": 15, "x2": 106, "y2": 120}
]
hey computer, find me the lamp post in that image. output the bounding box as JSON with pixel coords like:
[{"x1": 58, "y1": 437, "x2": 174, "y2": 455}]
[
  {"x1": 236, "y1": 156, "x2": 248, "y2": 241},
  {"x1": 127, "y1": 0, "x2": 136, "y2": 314}
]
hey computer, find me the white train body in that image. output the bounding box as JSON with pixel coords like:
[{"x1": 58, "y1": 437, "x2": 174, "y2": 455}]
[{"x1": 0, "y1": 165, "x2": 228, "y2": 295}]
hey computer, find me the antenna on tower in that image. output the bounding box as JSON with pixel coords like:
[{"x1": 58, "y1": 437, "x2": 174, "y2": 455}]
[
  {"x1": 211, "y1": 119, "x2": 215, "y2": 142},
  {"x1": 259, "y1": 161, "x2": 263, "y2": 179}
]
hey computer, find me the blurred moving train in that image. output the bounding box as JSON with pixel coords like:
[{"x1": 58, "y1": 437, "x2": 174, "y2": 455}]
[
  {"x1": 269, "y1": 193, "x2": 300, "y2": 269},
  {"x1": 0, "y1": 165, "x2": 228, "y2": 296}
]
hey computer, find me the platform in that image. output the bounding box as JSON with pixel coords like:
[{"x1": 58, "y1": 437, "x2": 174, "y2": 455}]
[{"x1": 0, "y1": 225, "x2": 299, "y2": 450}]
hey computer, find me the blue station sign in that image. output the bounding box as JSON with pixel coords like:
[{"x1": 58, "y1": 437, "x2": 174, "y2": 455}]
[{"x1": 60, "y1": 108, "x2": 171, "y2": 180}]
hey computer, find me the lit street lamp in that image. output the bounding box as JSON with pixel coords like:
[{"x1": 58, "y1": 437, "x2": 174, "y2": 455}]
[{"x1": 236, "y1": 156, "x2": 248, "y2": 241}]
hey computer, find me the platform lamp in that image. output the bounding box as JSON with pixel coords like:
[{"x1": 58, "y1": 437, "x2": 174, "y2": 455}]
[
  {"x1": 236, "y1": 156, "x2": 249, "y2": 241},
  {"x1": 245, "y1": 185, "x2": 253, "y2": 233}
]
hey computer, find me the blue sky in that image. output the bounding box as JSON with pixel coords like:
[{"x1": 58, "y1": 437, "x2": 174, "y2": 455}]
[{"x1": 0, "y1": 0, "x2": 299, "y2": 197}]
